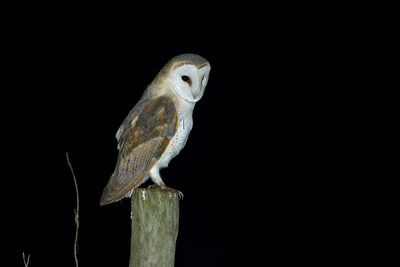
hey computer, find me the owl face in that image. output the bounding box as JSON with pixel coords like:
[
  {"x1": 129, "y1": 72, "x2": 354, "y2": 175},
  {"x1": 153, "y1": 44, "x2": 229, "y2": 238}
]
[{"x1": 170, "y1": 64, "x2": 211, "y2": 102}]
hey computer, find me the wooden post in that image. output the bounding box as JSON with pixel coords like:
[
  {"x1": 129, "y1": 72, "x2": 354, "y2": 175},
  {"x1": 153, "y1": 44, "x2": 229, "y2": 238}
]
[{"x1": 129, "y1": 188, "x2": 180, "y2": 267}]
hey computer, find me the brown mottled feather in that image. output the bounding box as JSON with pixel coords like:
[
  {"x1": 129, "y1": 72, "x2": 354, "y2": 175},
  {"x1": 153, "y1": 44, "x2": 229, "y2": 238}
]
[{"x1": 100, "y1": 96, "x2": 177, "y2": 205}]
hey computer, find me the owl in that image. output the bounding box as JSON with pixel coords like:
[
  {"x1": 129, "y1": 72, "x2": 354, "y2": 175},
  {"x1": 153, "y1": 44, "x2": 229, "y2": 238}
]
[{"x1": 100, "y1": 54, "x2": 211, "y2": 206}]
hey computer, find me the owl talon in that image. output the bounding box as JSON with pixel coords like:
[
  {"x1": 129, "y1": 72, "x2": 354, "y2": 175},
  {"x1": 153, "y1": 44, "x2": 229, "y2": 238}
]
[
  {"x1": 147, "y1": 184, "x2": 183, "y2": 199},
  {"x1": 160, "y1": 185, "x2": 184, "y2": 200},
  {"x1": 147, "y1": 184, "x2": 160, "y2": 189},
  {"x1": 175, "y1": 190, "x2": 184, "y2": 200}
]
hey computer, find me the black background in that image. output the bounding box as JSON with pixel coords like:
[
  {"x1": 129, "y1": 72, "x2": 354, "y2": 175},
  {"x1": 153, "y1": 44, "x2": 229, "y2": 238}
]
[{"x1": 7, "y1": 7, "x2": 397, "y2": 267}]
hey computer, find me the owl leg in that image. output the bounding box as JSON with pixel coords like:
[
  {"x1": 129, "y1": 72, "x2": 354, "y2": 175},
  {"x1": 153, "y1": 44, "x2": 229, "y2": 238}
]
[
  {"x1": 149, "y1": 166, "x2": 184, "y2": 199},
  {"x1": 149, "y1": 167, "x2": 166, "y2": 187}
]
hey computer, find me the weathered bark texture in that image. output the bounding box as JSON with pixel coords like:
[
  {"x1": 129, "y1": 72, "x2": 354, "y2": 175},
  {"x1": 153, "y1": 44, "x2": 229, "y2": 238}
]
[{"x1": 129, "y1": 188, "x2": 180, "y2": 267}]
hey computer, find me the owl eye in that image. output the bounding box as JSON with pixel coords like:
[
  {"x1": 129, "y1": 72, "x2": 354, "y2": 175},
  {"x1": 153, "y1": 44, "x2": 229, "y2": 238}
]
[
  {"x1": 181, "y1": 75, "x2": 190, "y2": 83},
  {"x1": 181, "y1": 75, "x2": 190, "y2": 81},
  {"x1": 181, "y1": 75, "x2": 192, "y2": 86}
]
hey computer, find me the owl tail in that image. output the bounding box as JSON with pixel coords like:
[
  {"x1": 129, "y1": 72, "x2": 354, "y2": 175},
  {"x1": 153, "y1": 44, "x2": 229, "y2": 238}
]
[{"x1": 100, "y1": 181, "x2": 115, "y2": 206}]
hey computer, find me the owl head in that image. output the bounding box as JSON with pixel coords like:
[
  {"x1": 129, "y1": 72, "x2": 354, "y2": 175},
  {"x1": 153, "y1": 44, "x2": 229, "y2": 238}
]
[{"x1": 151, "y1": 53, "x2": 211, "y2": 102}]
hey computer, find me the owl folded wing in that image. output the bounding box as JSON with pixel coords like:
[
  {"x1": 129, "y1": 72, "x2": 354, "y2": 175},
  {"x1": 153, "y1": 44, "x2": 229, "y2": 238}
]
[{"x1": 100, "y1": 96, "x2": 178, "y2": 205}]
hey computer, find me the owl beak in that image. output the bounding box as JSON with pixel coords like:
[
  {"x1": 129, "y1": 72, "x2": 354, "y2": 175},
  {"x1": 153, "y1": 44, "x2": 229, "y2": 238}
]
[{"x1": 191, "y1": 88, "x2": 198, "y2": 99}]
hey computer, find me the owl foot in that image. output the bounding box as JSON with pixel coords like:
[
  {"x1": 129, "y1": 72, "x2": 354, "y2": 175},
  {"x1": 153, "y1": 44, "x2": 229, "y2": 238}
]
[
  {"x1": 147, "y1": 183, "x2": 184, "y2": 199},
  {"x1": 159, "y1": 184, "x2": 184, "y2": 200},
  {"x1": 147, "y1": 184, "x2": 160, "y2": 189},
  {"x1": 161, "y1": 186, "x2": 184, "y2": 200}
]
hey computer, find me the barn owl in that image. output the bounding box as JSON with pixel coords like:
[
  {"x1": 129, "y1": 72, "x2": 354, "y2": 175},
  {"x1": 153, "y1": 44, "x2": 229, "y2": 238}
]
[{"x1": 100, "y1": 54, "x2": 211, "y2": 206}]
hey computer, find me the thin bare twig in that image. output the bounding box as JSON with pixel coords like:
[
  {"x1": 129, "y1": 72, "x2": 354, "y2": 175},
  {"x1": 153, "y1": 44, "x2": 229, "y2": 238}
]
[
  {"x1": 22, "y1": 252, "x2": 30, "y2": 267},
  {"x1": 66, "y1": 152, "x2": 79, "y2": 267}
]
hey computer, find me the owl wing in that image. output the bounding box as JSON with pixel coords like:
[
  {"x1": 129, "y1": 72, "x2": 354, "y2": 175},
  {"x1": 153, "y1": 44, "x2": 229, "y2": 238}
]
[{"x1": 100, "y1": 96, "x2": 178, "y2": 206}]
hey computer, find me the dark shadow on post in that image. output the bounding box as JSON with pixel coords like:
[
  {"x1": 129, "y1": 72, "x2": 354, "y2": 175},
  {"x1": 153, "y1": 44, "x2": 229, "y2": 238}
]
[{"x1": 129, "y1": 188, "x2": 180, "y2": 267}]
